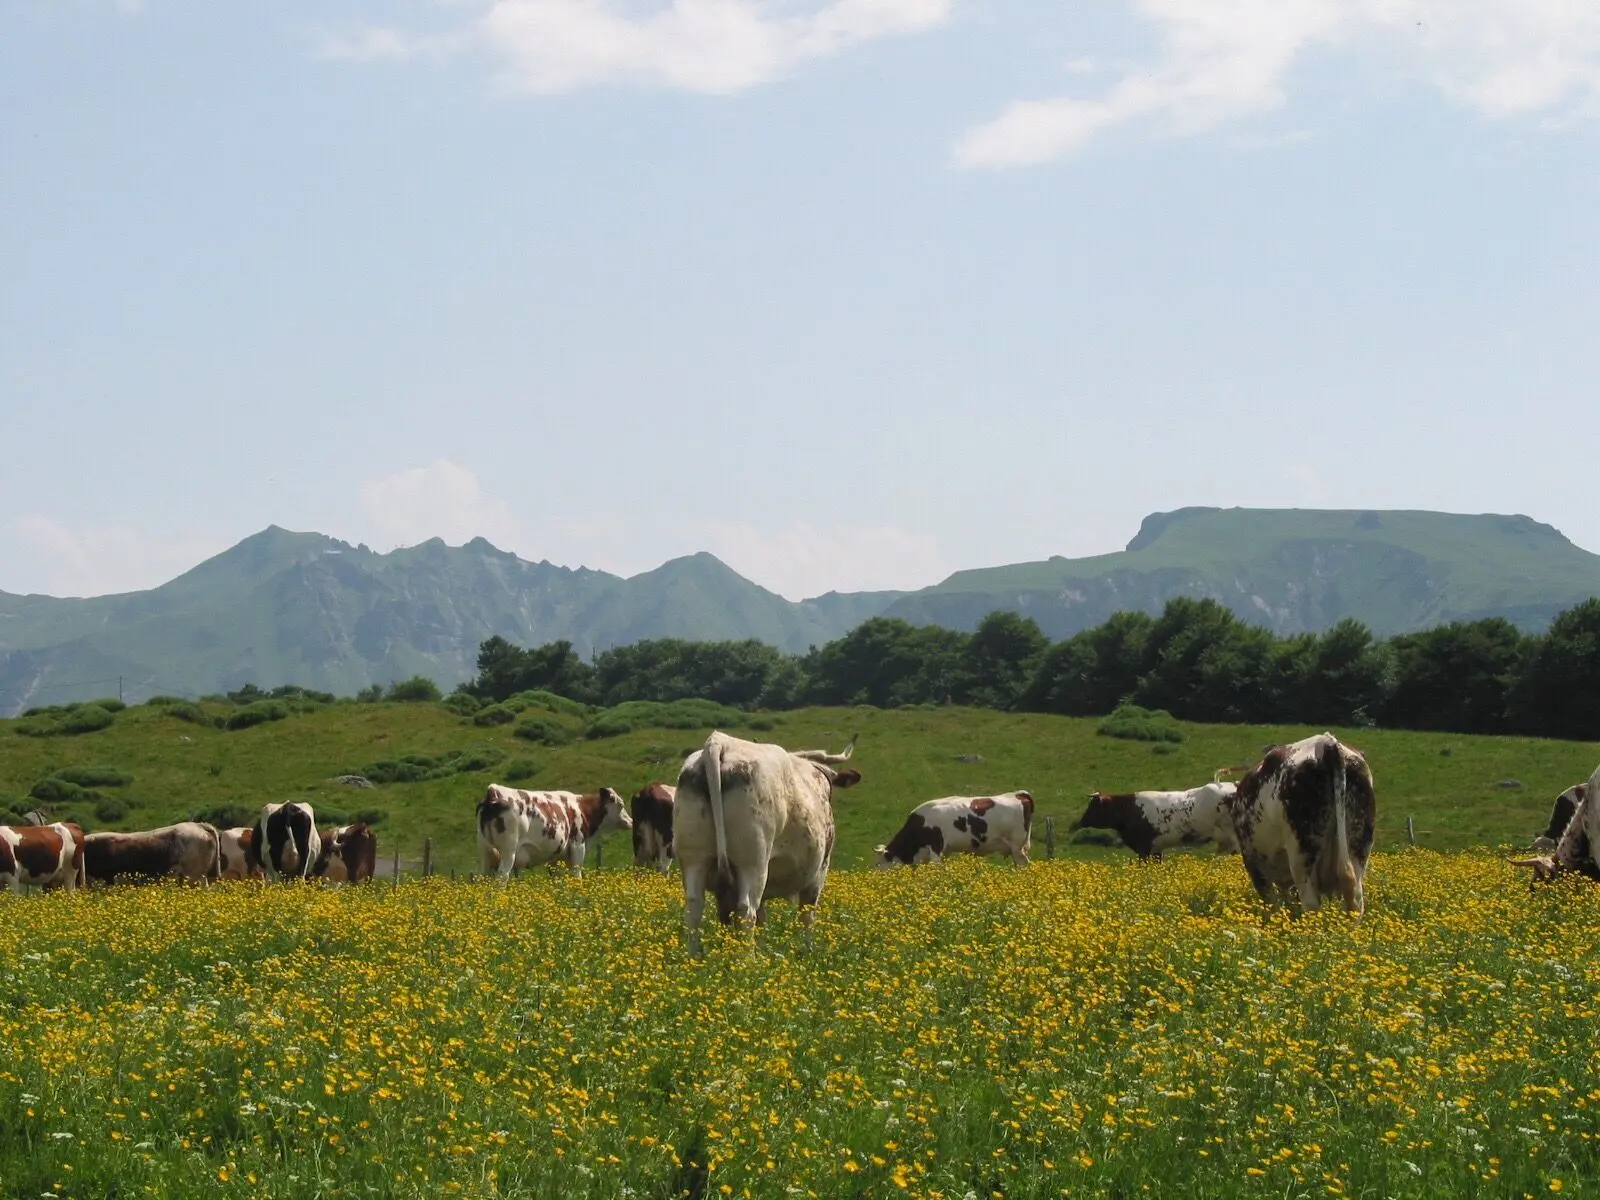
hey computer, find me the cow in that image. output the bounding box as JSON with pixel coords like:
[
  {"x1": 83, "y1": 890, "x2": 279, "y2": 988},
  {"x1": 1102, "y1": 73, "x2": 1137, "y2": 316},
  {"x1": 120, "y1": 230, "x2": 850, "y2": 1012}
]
[
  {"x1": 476, "y1": 786, "x2": 631, "y2": 878},
  {"x1": 83, "y1": 822, "x2": 221, "y2": 885},
  {"x1": 631, "y1": 783, "x2": 676, "y2": 872},
  {"x1": 1072, "y1": 781, "x2": 1239, "y2": 860},
  {"x1": 0, "y1": 822, "x2": 87, "y2": 892},
  {"x1": 1226, "y1": 732, "x2": 1376, "y2": 913},
  {"x1": 217, "y1": 827, "x2": 266, "y2": 881},
  {"x1": 312, "y1": 823, "x2": 379, "y2": 884},
  {"x1": 874, "y1": 791, "x2": 1034, "y2": 868},
  {"x1": 1533, "y1": 782, "x2": 1588, "y2": 854},
  {"x1": 674, "y1": 731, "x2": 861, "y2": 952},
  {"x1": 1513, "y1": 765, "x2": 1600, "y2": 883},
  {"x1": 250, "y1": 802, "x2": 322, "y2": 881}
]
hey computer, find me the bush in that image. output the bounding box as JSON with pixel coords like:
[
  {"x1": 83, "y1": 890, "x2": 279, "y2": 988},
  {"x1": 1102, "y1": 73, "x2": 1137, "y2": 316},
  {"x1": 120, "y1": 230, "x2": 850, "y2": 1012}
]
[
  {"x1": 513, "y1": 715, "x2": 575, "y2": 745},
  {"x1": 144, "y1": 695, "x2": 187, "y2": 707},
  {"x1": 94, "y1": 797, "x2": 130, "y2": 823},
  {"x1": 190, "y1": 804, "x2": 258, "y2": 829},
  {"x1": 356, "y1": 748, "x2": 507, "y2": 785},
  {"x1": 386, "y1": 676, "x2": 443, "y2": 703},
  {"x1": 586, "y1": 699, "x2": 744, "y2": 740},
  {"x1": 507, "y1": 690, "x2": 592, "y2": 719},
  {"x1": 503, "y1": 758, "x2": 540, "y2": 783},
  {"x1": 353, "y1": 808, "x2": 388, "y2": 826},
  {"x1": 355, "y1": 684, "x2": 385, "y2": 703},
  {"x1": 441, "y1": 691, "x2": 482, "y2": 717},
  {"x1": 473, "y1": 704, "x2": 516, "y2": 727},
  {"x1": 89, "y1": 698, "x2": 127, "y2": 713},
  {"x1": 54, "y1": 766, "x2": 133, "y2": 788},
  {"x1": 269, "y1": 685, "x2": 335, "y2": 705},
  {"x1": 224, "y1": 701, "x2": 290, "y2": 731},
  {"x1": 15, "y1": 704, "x2": 118, "y2": 737},
  {"x1": 1098, "y1": 703, "x2": 1185, "y2": 744},
  {"x1": 30, "y1": 778, "x2": 101, "y2": 807}
]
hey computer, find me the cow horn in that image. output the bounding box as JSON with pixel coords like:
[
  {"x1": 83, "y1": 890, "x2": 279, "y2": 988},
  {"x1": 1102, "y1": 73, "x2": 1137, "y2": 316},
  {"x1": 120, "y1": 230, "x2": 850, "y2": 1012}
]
[{"x1": 873, "y1": 844, "x2": 888, "y2": 855}]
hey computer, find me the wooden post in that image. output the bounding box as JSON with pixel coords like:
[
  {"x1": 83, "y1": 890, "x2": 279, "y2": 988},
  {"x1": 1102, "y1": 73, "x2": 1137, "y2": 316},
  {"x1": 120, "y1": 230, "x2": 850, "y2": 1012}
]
[
  {"x1": 595, "y1": 836, "x2": 603, "y2": 869},
  {"x1": 450, "y1": 868, "x2": 457, "y2": 882},
  {"x1": 1045, "y1": 816, "x2": 1055, "y2": 860},
  {"x1": 1406, "y1": 815, "x2": 1416, "y2": 846},
  {"x1": 392, "y1": 845, "x2": 401, "y2": 881},
  {"x1": 422, "y1": 838, "x2": 433, "y2": 878}
]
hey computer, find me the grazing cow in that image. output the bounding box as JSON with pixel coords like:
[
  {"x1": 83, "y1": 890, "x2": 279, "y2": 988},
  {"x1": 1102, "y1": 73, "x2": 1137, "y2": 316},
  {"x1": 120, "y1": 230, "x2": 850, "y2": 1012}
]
[
  {"x1": 250, "y1": 802, "x2": 322, "y2": 881},
  {"x1": 1227, "y1": 733, "x2": 1376, "y2": 913},
  {"x1": 674, "y1": 731, "x2": 862, "y2": 951},
  {"x1": 1513, "y1": 765, "x2": 1600, "y2": 883},
  {"x1": 312, "y1": 823, "x2": 379, "y2": 884},
  {"x1": 83, "y1": 822, "x2": 221, "y2": 885},
  {"x1": 217, "y1": 827, "x2": 266, "y2": 881},
  {"x1": 631, "y1": 783, "x2": 676, "y2": 872},
  {"x1": 1533, "y1": 782, "x2": 1588, "y2": 854},
  {"x1": 0, "y1": 822, "x2": 87, "y2": 892},
  {"x1": 874, "y1": 792, "x2": 1034, "y2": 867},
  {"x1": 1072, "y1": 782, "x2": 1239, "y2": 860},
  {"x1": 477, "y1": 786, "x2": 631, "y2": 878}
]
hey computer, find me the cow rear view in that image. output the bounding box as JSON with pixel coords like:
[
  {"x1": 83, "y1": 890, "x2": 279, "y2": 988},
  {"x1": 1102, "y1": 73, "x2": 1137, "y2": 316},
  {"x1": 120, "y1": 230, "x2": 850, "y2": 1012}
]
[{"x1": 1228, "y1": 732, "x2": 1375, "y2": 913}]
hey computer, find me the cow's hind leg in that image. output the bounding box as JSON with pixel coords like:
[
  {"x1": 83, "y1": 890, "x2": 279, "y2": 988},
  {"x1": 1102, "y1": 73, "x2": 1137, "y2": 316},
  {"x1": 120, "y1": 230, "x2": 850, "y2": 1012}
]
[
  {"x1": 1011, "y1": 844, "x2": 1031, "y2": 867},
  {"x1": 681, "y1": 861, "x2": 709, "y2": 957}
]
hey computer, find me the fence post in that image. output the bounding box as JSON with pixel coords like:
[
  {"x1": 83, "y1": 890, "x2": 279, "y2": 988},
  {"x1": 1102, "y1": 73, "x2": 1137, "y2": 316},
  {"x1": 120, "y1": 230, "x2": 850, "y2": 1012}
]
[
  {"x1": 1045, "y1": 816, "x2": 1055, "y2": 860},
  {"x1": 392, "y1": 845, "x2": 401, "y2": 881},
  {"x1": 595, "y1": 836, "x2": 603, "y2": 869},
  {"x1": 422, "y1": 838, "x2": 433, "y2": 878},
  {"x1": 1406, "y1": 815, "x2": 1416, "y2": 846}
]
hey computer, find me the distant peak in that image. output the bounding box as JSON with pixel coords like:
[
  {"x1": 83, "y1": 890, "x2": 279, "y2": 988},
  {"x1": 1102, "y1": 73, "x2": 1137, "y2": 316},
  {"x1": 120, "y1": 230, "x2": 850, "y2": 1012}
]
[{"x1": 1125, "y1": 507, "x2": 1220, "y2": 552}]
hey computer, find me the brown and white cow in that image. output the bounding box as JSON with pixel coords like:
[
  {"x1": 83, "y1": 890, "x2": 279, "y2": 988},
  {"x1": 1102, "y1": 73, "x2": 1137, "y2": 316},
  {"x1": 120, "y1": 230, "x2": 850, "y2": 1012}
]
[
  {"x1": 217, "y1": 827, "x2": 266, "y2": 881},
  {"x1": 631, "y1": 783, "x2": 676, "y2": 872},
  {"x1": 83, "y1": 822, "x2": 221, "y2": 885},
  {"x1": 0, "y1": 822, "x2": 87, "y2": 892},
  {"x1": 1227, "y1": 733, "x2": 1376, "y2": 913},
  {"x1": 250, "y1": 802, "x2": 322, "y2": 881},
  {"x1": 1513, "y1": 765, "x2": 1600, "y2": 883},
  {"x1": 313, "y1": 823, "x2": 379, "y2": 884},
  {"x1": 477, "y1": 786, "x2": 631, "y2": 878},
  {"x1": 1072, "y1": 781, "x2": 1239, "y2": 860},
  {"x1": 674, "y1": 731, "x2": 861, "y2": 952},
  {"x1": 874, "y1": 791, "x2": 1034, "y2": 868}
]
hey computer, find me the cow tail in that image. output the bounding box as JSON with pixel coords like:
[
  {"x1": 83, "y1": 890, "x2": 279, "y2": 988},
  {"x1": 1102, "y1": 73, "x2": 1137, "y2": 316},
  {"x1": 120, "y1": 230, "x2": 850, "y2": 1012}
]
[
  {"x1": 1319, "y1": 739, "x2": 1360, "y2": 912},
  {"x1": 74, "y1": 829, "x2": 86, "y2": 890},
  {"x1": 705, "y1": 734, "x2": 730, "y2": 881},
  {"x1": 202, "y1": 822, "x2": 222, "y2": 882}
]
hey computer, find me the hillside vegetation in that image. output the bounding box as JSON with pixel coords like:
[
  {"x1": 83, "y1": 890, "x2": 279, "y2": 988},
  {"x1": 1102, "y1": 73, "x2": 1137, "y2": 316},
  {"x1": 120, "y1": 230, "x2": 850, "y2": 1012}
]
[{"x1": 2, "y1": 697, "x2": 1590, "y2": 873}]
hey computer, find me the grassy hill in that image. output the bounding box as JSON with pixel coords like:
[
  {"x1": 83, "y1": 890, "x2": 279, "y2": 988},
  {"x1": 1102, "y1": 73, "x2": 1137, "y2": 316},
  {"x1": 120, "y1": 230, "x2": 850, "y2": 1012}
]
[
  {"x1": 2, "y1": 700, "x2": 1590, "y2": 875},
  {"x1": 885, "y1": 507, "x2": 1600, "y2": 637}
]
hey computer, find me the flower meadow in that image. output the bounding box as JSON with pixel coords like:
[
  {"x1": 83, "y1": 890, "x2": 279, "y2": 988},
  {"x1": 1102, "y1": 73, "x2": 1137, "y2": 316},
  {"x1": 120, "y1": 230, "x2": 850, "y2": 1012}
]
[{"x1": 0, "y1": 854, "x2": 1595, "y2": 1199}]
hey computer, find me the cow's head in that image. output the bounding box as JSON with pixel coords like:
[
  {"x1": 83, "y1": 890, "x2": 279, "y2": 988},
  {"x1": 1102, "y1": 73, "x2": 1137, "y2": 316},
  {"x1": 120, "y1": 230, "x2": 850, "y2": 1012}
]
[
  {"x1": 598, "y1": 787, "x2": 632, "y2": 832},
  {"x1": 1072, "y1": 792, "x2": 1128, "y2": 831}
]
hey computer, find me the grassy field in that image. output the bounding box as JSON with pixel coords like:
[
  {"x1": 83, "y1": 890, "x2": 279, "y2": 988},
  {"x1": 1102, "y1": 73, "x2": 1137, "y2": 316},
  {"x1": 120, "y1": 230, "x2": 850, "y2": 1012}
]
[
  {"x1": 0, "y1": 855, "x2": 1595, "y2": 1198},
  {"x1": 2, "y1": 699, "x2": 1596, "y2": 873}
]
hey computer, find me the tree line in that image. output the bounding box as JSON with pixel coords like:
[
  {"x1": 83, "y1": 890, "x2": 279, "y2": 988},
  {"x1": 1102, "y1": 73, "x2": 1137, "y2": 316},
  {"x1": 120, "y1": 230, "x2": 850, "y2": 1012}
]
[{"x1": 455, "y1": 597, "x2": 1600, "y2": 741}]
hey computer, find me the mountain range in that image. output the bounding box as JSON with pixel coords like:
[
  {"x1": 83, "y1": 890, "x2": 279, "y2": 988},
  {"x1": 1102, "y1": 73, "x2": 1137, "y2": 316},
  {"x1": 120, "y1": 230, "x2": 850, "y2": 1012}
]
[{"x1": 4, "y1": 507, "x2": 1599, "y2": 714}]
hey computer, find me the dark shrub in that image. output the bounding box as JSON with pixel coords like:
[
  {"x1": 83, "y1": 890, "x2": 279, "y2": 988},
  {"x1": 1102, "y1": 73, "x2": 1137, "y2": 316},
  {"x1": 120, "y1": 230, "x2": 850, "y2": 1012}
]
[
  {"x1": 353, "y1": 808, "x2": 388, "y2": 826},
  {"x1": 30, "y1": 778, "x2": 100, "y2": 806},
  {"x1": 16, "y1": 705, "x2": 118, "y2": 737},
  {"x1": 452, "y1": 749, "x2": 507, "y2": 774},
  {"x1": 513, "y1": 715, "x2": 574, "y2": 745},
  {"x1": 386, "y1": 676, "x2": 442, "y2": 703},
  {"x1": 55, "y1": 766, "x2": 133, "y2": 788},
  {"x1": 227, "y1": 684, "x2": 267, "y2": 705},
  {"x1": 473, "y1": 704, "x2": 516, "y2": 727},
  {"x1": 355, "y1": 684, "x2": 385, "y2": 703},
  {"x1": 144, "y1": 695, "x2": 187, "y2": 707},
  {"x1": 94, "y1": 797, "x2": 129, "y2": 823},
  {"x1": 1097, "y1": 703, "x2": 1185, "y2": 744},
  {"x1": 441, "y1": 691, "x2": 482, "y2": 717},
  {"x1": 508, "y1": 690, "x2": 591, "y2": 718},
  {"x1": 586, "y1": 699, "x2": 743, "y2": 740},
  {"x1": 89, "y1": 698, "x2": 127, "y2": 713},
  {"x1": 270, "y1": 685, "x2": 335, "y2": 705},
  {"x1": 503, "y1": 758, "x2": 540, "y2": 783},
  {"x1": 357, "y1": 747, "x2": 506, "y2": 784},
  {"x1": 191, "y1": 804, "x2": 259, "y2": 829},
  {"x1": 163, "y1": 702, "x2": 217, "y2": 727},
  {"x1": 225, "y1": 701, "x2": 290, "y2": 731}
]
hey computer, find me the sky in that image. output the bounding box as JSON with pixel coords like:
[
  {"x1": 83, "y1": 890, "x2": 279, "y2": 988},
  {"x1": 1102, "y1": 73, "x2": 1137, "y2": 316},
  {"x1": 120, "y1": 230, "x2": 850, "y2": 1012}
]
[{"x1": 2, "y1": 1, "x2": 1598, "y2": 602}]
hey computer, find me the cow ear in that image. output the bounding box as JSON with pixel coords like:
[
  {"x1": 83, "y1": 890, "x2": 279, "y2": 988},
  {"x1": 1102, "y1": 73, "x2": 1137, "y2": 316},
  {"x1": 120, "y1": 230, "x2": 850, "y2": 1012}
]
[{"x1": 830, "y1": 769, "x2": 863, "y2": 789}]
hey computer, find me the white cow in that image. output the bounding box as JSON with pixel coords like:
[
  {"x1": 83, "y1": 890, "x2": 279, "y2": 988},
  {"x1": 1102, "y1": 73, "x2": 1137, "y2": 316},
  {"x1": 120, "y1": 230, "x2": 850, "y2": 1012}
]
[
  {"x1": 1227, "y1": 733, "x2": 1376, "y2": 913},
  {"x1": 1072, "y1": 782, "x2": 1239, "y2": 859},
  {"x1": 476, "y1": 786, "x2": 631, "y2": 878},
  {"x1": 874, "y1": 791, "x2": 1034, "y2": 867},
  {"x1": 674, "y1": 731, "x2": 861, "y2": 952},
  {"x1": 1513, "y1": 764, "x2": 1600, "y2": 882}
]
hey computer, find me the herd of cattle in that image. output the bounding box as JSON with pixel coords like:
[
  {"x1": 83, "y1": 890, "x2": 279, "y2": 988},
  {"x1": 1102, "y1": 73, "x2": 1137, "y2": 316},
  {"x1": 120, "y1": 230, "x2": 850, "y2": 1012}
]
[{"x1": 5, "y1": 727, "x2": 1597, "y2": 942}]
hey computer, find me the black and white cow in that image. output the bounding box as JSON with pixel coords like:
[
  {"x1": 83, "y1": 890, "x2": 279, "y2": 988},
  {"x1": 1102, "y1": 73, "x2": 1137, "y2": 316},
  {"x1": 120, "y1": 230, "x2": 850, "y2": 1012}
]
[
  {"x1": 1533, "y1": 781, "x2": 1588, "y2": 854},
  {"x1": 1513, "y1": 765, "x2": 1600, "y2": 882},
  {"x1": 874, "y1": 792, "x2": 1034, "y2": 867},
  {"x1": 1227, "y1": 733, "x2": 1376, "y2": 913},
  {"x1": 1072, "y1": 781, "x2": 1238, "y2": 860},
  {"x1": 249, "y1": 802, "x2": 322, "y2": 882},
  {"x1": 630, "y1": 782, "x2": 676, "y2": 872}
]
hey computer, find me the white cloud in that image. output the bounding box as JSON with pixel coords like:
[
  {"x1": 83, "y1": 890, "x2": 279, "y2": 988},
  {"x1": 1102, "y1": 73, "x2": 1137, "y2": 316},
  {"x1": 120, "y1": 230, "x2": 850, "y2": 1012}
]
[
  {"x1": 357, "y1": 459, "x2": 522, "y2": 551},
  {"x1": 7, "y1": 517, "x2": 222, "y2": 598},
  {"x1": 702, "y1": 519, "x2": 950, "y2": 599},
  {"x1": 318, "y1": 0, "x2": 954, "y2": 93},
  {"x1": 956, "y1": 0, "x2": 1600, "y2": 168}
]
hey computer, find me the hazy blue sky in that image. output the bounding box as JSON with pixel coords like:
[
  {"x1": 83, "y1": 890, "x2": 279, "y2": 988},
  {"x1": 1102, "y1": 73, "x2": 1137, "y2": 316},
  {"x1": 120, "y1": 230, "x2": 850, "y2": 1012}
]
[{"x1": 3, "y1": 1, "x2": 1597, "y2": 600}]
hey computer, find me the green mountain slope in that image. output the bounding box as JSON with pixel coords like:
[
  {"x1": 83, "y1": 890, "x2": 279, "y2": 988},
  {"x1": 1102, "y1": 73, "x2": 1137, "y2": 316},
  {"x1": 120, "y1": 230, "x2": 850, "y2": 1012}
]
[
  {"x1": 884, "y1": 507, "x2": 1600, "y2": 638},
  {"x1": 0, "y1": 530, "x2": 902, "y2": 713}
]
